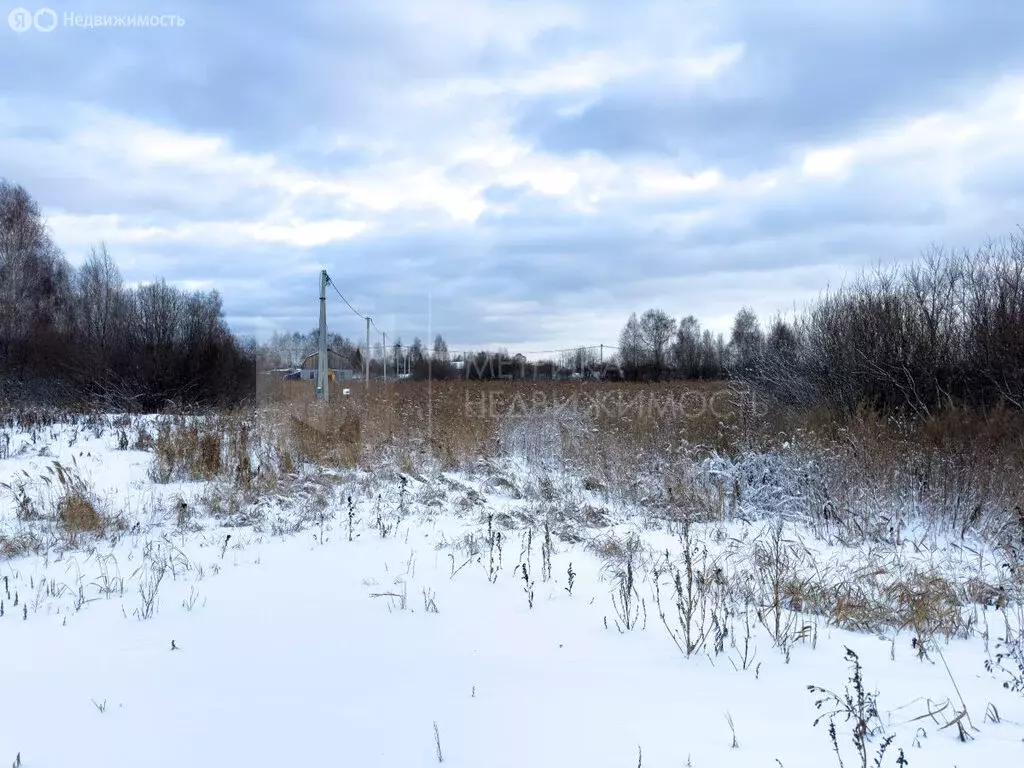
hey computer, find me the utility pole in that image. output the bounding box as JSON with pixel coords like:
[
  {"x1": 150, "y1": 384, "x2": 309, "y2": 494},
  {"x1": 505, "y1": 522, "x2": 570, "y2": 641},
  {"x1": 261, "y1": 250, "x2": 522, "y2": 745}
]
[
  {"x1": 365, "y1": 316, "x2": 371, "y2": 388},
  {"x1": 382, "y1": 331, "x2": 387, "y2": 383},
  {"x1": 317, "y1": 269, "x2": 329, "y2": 402}
]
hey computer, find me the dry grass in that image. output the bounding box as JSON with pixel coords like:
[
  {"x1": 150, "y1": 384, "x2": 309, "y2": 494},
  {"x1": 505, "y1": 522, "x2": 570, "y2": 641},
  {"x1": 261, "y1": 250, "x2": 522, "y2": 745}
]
[
  {"x1": 0, "y1": 533, "x2": 36, "y2": 558},
  {"x1": 3, "y1": 377, "x2": 1022, "y2": 647},
  {"x1": 42, "y1": 460, "x2": 120, "y2": 546},
  {"x1": 240, "y1": 378, "x2": 1024, "y2": 548},
  {"x1": 257, "y1": 378, "x2": 739, "y2": 478},
  {"x1": 283, "y1": 402, "x2": 361, "y2": 468},
  {"x1": 150, "y1": 418, "x2": 225, "y2": 482},
  {"x1": 57, "y1": 492, "x2": 104, "y2": 534},
  {"x1": 818, "y1": 570, "x2": 965, "y2": 639}
]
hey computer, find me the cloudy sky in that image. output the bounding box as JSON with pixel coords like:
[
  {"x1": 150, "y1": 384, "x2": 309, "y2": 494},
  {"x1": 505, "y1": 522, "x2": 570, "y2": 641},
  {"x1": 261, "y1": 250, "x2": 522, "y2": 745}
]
[{"x1": 2, "y1": 0, "x2": 1023, "y2": 354}]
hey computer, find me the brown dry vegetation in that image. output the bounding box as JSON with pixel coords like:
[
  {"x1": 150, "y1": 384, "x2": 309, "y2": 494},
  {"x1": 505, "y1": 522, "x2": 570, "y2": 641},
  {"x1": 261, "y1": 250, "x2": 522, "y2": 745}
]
[
  {"x1": 259, "y1": 377, "x2": 738, "y2": 464},
  {"x1": 5, "y1": 377, "x2": 1023, "y2": 641},
  {"x1": 49, "y1": 461, "x2": 121, "y2": 547},
  {"x1": 0, "y1": 532, "x2": 36, "y2": 558},
  {"x1": 254, "y1": 380, "x2": 1024, "y2": 516},
  {"x1": 57, "y1": 492, "x2": 104, "y2": 534},
  {"x1": 13, "y1": 377, "x2": 1024, "y2": 546}
]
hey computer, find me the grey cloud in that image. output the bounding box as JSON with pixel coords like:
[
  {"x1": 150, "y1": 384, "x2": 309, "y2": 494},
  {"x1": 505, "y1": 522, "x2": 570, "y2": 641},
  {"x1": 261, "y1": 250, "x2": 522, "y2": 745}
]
[
  {"x1": 514, "y1": 0, "x2": 1024, "y2": 173},
  {"x1": 1, "y1": 0, "x2": 568, "y2": 159},
  {"x1": 3, "y1": 3, "x2": 400, "y2": 152},
  {"x1": 962, "y1": 155, "x2": 1024, "y2": 204},
  {"x1": 4, "y1": 0, "x2": 1024, "y2": 350},
  {"x1": 0, "y1": 120, "x2": 283, "y2": 222}
]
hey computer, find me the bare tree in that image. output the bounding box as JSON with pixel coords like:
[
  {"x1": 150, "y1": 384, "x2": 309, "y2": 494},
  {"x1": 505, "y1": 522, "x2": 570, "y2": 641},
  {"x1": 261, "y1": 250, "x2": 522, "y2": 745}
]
[
  {"x1": 639, "y1": 309, "x2": 677, "y2": 379},
  {"x1": 671, "y1": 315, "x2": 701, "y2": 377},
  {"x1": 0, "y1": 180, "x2": 71, "y2": 377},
  {"x1": 729, "y1": 307, "x2": 763, "y2": 375},
  {"x1": 560, "y1": 346, "x2": 599, "y2": 377},
  {"x1": 391, "y1": 337, "x2": 403, "y2": 375},
  {"x1": 75, "y1": 243, "x2": 125, "y2": 363},
  {"x1": 741, "y1": 232, "x2": 1024, "y2": 416},
  {"x1": 619, "y1": 312, "x2": 644, "y2": 376},
  {"x1": 433, "y1": 334, "x2": 449, "y2": 362}
]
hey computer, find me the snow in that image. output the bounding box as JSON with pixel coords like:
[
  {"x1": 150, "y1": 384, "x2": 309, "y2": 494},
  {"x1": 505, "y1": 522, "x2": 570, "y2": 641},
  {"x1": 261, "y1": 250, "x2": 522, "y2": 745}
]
[{"x1": 1, "y1": 417, "x2": 1022, "y2": 767}]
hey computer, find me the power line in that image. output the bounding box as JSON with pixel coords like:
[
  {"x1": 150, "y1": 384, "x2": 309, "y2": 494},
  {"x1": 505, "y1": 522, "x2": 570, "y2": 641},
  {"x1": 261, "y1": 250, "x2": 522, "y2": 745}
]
[
  {"x1": 364, "y1": 342, "x2": 621, "y2": 360},
  {"x1": 390, "y1": 343, "x2": 612, "y2": 353},
  {"x1": 323, "y1": 272, "x2": 389, "y2": 358},
  {"x1": 447, "y1": 344, "x2": 619, "y2": 356},
  {"x1": 321, "y1": 270, "x2": 619, "y2": 362},
  {"x1": 324, "y1": 274, "x2": 396, "y2": 363},
  {"x1": 324, "y1": 273, "x2": 369, "y2": 320}
]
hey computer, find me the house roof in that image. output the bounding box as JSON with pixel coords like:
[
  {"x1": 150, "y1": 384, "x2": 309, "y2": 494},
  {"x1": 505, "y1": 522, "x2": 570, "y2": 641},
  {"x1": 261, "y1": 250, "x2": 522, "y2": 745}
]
[{"x1": 300, "y1": 349, "x2": 351, "y2": 369}]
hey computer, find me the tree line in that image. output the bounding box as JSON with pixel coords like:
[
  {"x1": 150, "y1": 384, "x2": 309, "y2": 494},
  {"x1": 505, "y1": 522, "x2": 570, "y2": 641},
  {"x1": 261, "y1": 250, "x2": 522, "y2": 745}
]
[
  {"x1": 618, "y1": 233, "x2": 1024, "y2": 417},
  {"x1": 743, "y1": 237, "x2": 1024, "y2": 416},
  {"x1": 6, "y1": 176, "x2": 1024, "y2": 416},
  {"x1": 257, "y1": 332, "x2": 600, "y2": 381},
  {"x1": 617, "y1": 309, "x2": 730, "y2": 380},
  {"x1": 257, "y1": 330, "x2": 458, "y2": 379},
  {"x1": 1, "y1": 180, "x2": 252, "y2": 409}
]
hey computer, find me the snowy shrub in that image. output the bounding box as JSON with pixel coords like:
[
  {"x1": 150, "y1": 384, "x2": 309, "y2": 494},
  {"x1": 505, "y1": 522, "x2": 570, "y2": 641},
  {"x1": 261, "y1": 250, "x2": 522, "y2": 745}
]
[
  {"x1": 134, "y1": 543, "x2": 168, "y2": 620},
  {"x1": 652, "y1": 532, "x2": 728, "y2": 658},
  {"x1": 0, "y1": 475, "x2": 40, "y2": 522},
  {"x1": 495, "y1": 401, "x2": 593, "y2": 473},
  {"x1": 0, "y1": 532, "x2": 36, "y2": 559},
  {"x1": 808, "y1": 648, "x2": 907, "y2": 768},
  {"x1": 986, "y1": 634, "x2": 1024, "y2": 696},
  {"x1": 47, "y1": 460, "x2": 118, "y2": 546},
  {"x1": 751, "y1": 519, "x2": 806, "y2": 658},
  {"x1": 608, "y1": 549, "x2": 643, "y2": 631}
]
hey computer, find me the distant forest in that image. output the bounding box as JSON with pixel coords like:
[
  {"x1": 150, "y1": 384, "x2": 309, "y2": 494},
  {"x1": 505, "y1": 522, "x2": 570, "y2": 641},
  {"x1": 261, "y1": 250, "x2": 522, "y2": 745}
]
[
  {"x1": 3, "y1": 179, "x2": 1023, "y2": 416},
  {"x1": 1, "y1": 181, "x2": 252, "y2": 410}
]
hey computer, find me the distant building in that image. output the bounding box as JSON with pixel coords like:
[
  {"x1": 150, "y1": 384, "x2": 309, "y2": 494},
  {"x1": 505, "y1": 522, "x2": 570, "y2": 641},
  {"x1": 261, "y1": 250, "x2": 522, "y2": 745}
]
[
  {"x1": 264, "y1": 368, "x2": 301, "y2": 380},
  {"x1": 300, "y1": 350, "x2": 355, "y2": 382}
]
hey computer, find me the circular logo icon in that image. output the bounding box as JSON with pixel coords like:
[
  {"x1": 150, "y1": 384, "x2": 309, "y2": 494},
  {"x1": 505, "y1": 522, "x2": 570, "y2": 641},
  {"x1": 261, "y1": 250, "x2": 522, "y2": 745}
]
[
  {"x1": 7, "y1": 7, "x2": 34, "y2": 32},
  {"x1": 34, "y1": 7, "x2": 58, "y2": 32}
]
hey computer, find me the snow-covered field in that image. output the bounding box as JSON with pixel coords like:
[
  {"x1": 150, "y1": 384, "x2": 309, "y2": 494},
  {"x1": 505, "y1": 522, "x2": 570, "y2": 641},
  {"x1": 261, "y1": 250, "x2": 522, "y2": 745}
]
[{"x1": 1, "y1": 414, "x2": 1022, "y2": 767}]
